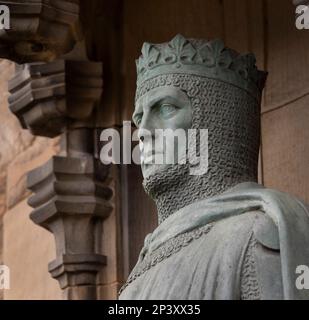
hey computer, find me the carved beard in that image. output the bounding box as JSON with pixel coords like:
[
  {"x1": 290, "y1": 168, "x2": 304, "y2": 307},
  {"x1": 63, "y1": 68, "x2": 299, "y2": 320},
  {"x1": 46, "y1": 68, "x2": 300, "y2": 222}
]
[{"x1": 138, "y1": 74, "x2": 261, "y2": 224}]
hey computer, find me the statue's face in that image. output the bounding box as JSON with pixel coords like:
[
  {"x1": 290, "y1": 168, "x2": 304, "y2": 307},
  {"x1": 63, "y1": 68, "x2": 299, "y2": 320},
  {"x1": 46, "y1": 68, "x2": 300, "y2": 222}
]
[{"x1": 133, "y1": 86, "x2": 192, "y2": 178}]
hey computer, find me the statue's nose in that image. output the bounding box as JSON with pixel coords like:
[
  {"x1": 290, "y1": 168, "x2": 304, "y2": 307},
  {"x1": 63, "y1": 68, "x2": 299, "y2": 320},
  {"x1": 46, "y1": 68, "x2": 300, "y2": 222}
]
[
  {"x1": 137, "y1": 127, "x2": 154, "y2": 143},
  {"x1": 138, "y1": 112, "x2": 156, "y2": 141}
]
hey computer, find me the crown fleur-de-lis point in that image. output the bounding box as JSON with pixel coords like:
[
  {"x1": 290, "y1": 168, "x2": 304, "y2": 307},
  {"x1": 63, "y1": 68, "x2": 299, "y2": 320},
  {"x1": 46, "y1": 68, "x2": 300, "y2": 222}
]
[
  {"x1": 138, "y1": 42, "x2": 160, "y2": 72},
  {"x1": 168, "y1": 34, "x2": 197, "y2": 63},
  {"x1": 168, "y1": 34, "x2": 188, "y2": 55},
  {"x1": 198, "y1": 43, "x2": 216, "y2": 67},
  {"x1": 211, "y1": 39, "x2": 225, "y2": 58}
]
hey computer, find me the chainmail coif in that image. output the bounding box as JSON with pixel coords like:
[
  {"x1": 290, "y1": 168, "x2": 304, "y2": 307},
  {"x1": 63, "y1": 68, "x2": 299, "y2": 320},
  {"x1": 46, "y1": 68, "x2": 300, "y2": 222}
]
[{"x1": 138, "y1": 73, "x2": 261, "y2": 224}]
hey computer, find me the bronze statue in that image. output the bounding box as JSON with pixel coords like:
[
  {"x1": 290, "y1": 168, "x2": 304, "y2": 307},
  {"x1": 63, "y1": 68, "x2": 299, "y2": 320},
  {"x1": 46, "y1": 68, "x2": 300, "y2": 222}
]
[{"x1": 119, "y1": 34, "x2": 309, "y2": 300}]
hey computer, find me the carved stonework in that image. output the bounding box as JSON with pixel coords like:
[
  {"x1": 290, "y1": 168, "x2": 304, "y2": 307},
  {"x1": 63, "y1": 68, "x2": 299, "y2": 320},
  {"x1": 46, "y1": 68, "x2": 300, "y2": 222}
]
[
  {"x1": 0, "y1": 0, "x2": 118, "y2": 300},
  {"x1": 0, "y1": 0, "x2": 82, "y2": 63},
  {"x1": 8, "y1": 60, "x2": 103, "y2": 137},
  {"x1": 27, "y1": 154, "x2": 113, "y2": 299}
]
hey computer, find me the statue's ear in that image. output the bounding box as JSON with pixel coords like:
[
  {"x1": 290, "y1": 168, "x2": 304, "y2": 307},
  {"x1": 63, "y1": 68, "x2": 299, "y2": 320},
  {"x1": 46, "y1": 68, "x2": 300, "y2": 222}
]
[{"x1": 253, "y1": 213, "x2": 280, "y2": 251}]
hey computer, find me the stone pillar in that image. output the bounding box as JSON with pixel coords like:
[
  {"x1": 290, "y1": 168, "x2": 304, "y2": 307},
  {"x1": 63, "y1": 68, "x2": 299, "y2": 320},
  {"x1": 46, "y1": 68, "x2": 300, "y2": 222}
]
[{"x1": 0, "y1": 0, "x2": 113, "y2": 299}]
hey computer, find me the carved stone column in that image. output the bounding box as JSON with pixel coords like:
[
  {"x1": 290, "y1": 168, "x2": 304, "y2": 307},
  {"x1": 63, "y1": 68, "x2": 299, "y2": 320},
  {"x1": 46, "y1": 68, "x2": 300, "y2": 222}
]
[
  {"x1": 0, "y1": 0, "x2": 82, "y2": 63},
  {"x1": 0, "y1": 0, "x2": 114, "y2": 299},
  {"x1": 27, "y1": 131, "x2": 113, "y2": 299}
]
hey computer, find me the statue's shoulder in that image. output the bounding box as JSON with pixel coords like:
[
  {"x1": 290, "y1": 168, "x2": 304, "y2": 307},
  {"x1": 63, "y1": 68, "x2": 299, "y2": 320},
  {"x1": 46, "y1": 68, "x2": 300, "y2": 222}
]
[
  {"x1": 207, "y1": 211, "x2": 261, "y2": 243},
  {"x1": 252, "y1": 213, "x2": 279, "y2": 250},
  {"x1": 251, "y1": 184, "x2": 309, "y2": 251},
  {"x1": 211, "y1": 210, "x2": 279, "y2": 251}
]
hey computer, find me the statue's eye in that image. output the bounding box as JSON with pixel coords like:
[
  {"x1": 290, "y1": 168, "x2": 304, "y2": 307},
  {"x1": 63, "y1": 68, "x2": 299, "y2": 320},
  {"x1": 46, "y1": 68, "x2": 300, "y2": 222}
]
[
  {"x1": 136, "y1": 117, "x2": 142, "y2": 126},
  {"x1": 159, "y1": 103, "x2": 178, "y2": 118},
  {"x1": 134, "y1": 113, "x2": 143, "y2": 126}
]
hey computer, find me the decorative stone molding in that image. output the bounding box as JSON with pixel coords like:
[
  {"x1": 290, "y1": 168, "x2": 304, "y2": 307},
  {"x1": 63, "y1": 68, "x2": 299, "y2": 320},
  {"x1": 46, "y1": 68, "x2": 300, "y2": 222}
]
[
  {"x1": 0, "y1": 0, "x2": 117, "y2": 300},
  {"x1": 27, "y1": 152, "x2": 113, "y2": 299},
  {"x1": 49, "y1": 254, "x2": 107, "y2": 300},
  {"x1": 0, "y1": 0, "x2": 82, "y2": 63},
  {"x1": 8, "y1": 60, "x2": 103, "y2": 137}
]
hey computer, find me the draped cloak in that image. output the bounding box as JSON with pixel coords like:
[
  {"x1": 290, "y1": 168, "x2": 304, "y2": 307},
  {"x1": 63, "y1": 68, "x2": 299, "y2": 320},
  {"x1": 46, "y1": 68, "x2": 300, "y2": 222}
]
[{"x1": 119, "y1": 182, "x2": 309, "y2": 300}]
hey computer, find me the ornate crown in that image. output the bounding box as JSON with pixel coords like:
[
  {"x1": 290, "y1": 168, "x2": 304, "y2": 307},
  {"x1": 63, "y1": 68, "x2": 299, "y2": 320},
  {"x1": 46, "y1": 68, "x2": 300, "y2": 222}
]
[{"x1": 136, "y1": 34, "x2": 267, "y2": 100}]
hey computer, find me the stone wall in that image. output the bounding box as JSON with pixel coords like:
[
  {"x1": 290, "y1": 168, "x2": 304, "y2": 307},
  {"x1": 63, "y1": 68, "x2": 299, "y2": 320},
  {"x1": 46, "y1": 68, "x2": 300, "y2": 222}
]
[{"x1": 261, "y1": 0, "x2": 309, "y2": 205}]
